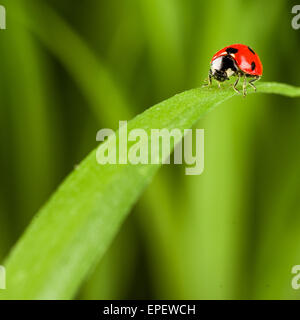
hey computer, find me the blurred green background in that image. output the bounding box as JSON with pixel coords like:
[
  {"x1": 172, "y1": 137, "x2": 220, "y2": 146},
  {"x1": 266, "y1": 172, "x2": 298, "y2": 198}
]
[{"x1": 0, "y1": 0, "x2": 300, "y2": 299}]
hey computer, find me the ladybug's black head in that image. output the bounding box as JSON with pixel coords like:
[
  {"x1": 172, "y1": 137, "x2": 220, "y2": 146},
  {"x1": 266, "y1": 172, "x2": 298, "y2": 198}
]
[{"x1": 210, "y1": 55, "x2": 238, "y2": 82}]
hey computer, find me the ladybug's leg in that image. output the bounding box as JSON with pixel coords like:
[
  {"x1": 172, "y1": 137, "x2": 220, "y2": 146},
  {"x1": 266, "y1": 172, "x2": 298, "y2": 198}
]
[
  {"x1": 202, "y1": 72, "x2": 212, "y2": 87},
  {"x1": 233, "y1": 74, "x2": 241, "y2": 94},
  {"x1": 208, "y1": 73, "x2": 212, "y2": 85},
  {"x1": 248, "y1": 76, "x2": 260, "y2": 92},
  {"x1": 242, "y1": 74, "x2": 247, "y2": 97}
]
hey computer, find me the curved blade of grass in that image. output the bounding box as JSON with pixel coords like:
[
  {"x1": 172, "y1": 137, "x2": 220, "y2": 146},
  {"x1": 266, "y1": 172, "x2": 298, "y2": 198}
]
[
  {"x1": 0, "y1": 82, "x2": 299, "y2": 300},
  {"x1": 14, "y1": 0, "x2": 180, "y2": 299}
]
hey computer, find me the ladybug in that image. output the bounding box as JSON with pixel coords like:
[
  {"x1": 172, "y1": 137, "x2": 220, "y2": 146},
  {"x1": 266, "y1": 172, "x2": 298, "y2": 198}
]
[{"x1": 207, "y1": 44, "x2": 263, "y2": 96}]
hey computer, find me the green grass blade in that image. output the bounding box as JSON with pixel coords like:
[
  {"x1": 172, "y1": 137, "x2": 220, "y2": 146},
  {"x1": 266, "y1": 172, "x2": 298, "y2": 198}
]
[
  {"x1": 15, "y1": 0, "x2": 132, "y2": 126},
  {"x1": 0, "y1": 82, "x2": 299, "y2": 300}
]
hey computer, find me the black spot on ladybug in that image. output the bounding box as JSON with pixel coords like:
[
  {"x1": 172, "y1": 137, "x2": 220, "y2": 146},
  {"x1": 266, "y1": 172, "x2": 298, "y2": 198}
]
[
  {"x1": 248, "y1": 46, "x2": 255, "y2": 54},
  {"x1": 251, "y1": 61, "x2": 256, "y2": 71},
  {"x1": 226, "y1": 47, "x2": 238, "y2": 54}
]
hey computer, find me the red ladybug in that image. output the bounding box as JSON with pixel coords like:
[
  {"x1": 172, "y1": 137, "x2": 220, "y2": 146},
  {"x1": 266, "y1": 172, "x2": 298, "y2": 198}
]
[{"x1": 208, "y1": 44, "x2": 263, "y2": 96}]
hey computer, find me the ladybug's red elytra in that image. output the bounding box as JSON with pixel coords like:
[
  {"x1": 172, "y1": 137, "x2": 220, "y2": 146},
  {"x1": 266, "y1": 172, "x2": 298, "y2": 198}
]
[{"x1": 207, "y1": 44, "x2": 263, "y2": 96}]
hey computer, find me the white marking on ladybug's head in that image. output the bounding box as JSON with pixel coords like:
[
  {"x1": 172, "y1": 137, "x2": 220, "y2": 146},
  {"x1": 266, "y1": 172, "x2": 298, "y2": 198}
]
[
  {"x1": 230, "y1": 53, "x2": 236, "y2": 58},
  {"x1": 226, "y1": 68, "x2": 235, "y2": 77},
  {"x1": 211, "y1": 56, "x2": 223, "y2": 71}
]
